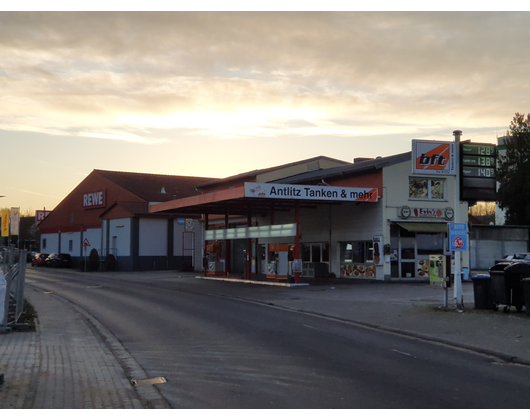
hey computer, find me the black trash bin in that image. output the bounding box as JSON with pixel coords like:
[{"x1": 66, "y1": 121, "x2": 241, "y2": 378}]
[
  {"x1": 489, "y1": 262, "x2": 529, "y2": 313},
  {"x1": 504, "y1": 262, "x2": 529, "y2": 312},
  {"x1": 471, "y1": 274, "x2": 494, "y2": 309},
  {"x1": 521, "y1": 278, "x2": 530, "y2": 315},
  {"x1": 489, "y1": 263, "x2": 511, "y2": 312}
]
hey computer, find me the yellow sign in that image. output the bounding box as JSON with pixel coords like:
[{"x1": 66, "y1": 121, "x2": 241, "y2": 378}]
[{"x1": 1, "y1": 208, "x2": 9, "y2": 237}]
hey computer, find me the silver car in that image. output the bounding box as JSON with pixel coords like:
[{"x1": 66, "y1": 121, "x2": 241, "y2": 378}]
[{"x1": 495, "y1": 253, "x2": 530, "y2": 264}]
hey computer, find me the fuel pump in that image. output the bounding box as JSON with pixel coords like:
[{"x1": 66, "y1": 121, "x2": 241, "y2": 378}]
[{"x1": 267, "y1": 244, "x2": 289, "y2": 282}]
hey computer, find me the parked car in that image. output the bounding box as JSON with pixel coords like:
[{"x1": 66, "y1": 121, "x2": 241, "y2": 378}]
[
  {"x1": 45, "y1": 253, "x2": 72, "y2": 268},
  {"x1": 495, "y1": 253, "x2": 530, "y2": 264},
  {"x1": 31, "y1": 253, "x2": 49, "y2": 267}
]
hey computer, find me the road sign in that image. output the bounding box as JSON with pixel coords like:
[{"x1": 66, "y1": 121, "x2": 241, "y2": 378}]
[
  {"x1": 448, "y1": 223, "x2": 468, "y2": 251},
  {"x1": 82, "y1": 238, "x2": 91, "y2": 247}
]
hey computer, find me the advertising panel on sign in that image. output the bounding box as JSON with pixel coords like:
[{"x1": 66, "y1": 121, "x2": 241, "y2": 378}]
[
  {"x1": 1, "y1": 208, "x2": 9, "y2": 237},
  {"x1": 244, "y1": 183, "x2": 378, "y2": 202},
  {"x1": 10, "y1": 208, "x2": 20, "y2": 236},
  {"x1": 412, "y1": 140, "x2": 456, "y2": 175},
  {"x1": 449, "y1": 223, "x2": 468, "y2": 252}
]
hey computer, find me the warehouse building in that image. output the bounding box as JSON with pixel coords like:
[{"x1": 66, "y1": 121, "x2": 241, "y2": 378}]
[{"x1": 38, "y1": 170, "x2": 217, "y2": 271}]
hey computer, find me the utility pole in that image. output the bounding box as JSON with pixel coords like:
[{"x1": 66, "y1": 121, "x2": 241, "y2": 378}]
[{"x1": 453, "y1": 130, "x2": 463, "y2": 310}]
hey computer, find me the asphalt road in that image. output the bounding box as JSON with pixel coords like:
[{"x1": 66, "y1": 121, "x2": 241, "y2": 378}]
[{"x1": 26, "y1": 268, "x2": 530, "y2": 409}]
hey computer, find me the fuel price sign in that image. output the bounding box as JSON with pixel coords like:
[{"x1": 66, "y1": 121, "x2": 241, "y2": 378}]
[{"x1": 460, "y1": 142, "x2": 497, "y2": 201}]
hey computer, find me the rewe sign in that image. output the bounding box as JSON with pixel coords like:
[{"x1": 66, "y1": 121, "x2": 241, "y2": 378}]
[
  {"x1": 36, "y1": 210, "x2": 52, "y2": 222},
  {"x1": 83, "y1": 190, "x2": 106, "y2": 209}
]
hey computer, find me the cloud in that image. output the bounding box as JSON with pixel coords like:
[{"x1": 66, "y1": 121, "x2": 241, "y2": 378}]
[{"x1": 0, "y1": 11, "x2": 529, "y2": 142}]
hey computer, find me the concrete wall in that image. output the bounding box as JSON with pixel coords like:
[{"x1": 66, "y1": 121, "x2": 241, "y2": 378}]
[{"x1": 470, "y1": 225, "x2": 529, "y2": 269}]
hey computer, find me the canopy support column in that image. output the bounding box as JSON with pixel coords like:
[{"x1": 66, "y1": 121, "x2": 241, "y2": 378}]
[{"x1": 295, "y1": 201, "x2": 300, "y2": 284}]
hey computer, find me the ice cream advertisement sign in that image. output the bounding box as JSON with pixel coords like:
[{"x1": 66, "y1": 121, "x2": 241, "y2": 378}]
[{"x1": 412, "y1": 140, "x2": 456, "y2": 175}]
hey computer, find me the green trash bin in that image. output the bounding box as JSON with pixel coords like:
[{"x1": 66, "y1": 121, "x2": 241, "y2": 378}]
[{"x1": 471, "y1": 274, "x2": 494, "y2": 310}]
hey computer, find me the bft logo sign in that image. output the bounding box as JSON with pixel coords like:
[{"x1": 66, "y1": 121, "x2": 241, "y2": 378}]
[
  {"x1": 418, "y1": 151, "x2": 447, "y2": 167},
  {"x1": 412, "y1": 140, "x2": 456, "y2": 175}
]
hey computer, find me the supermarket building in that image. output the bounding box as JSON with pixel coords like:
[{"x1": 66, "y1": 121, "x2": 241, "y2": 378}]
[{"x1": 38, "y1": 142, "x2": 470, "y2": 281}]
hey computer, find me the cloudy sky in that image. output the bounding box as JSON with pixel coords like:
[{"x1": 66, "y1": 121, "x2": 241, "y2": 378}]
[{"x1": 1, "y1": 9, "x2": 529, "y2": 213}]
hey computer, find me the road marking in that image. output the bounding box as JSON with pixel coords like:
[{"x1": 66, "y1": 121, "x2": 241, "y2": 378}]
[
  {"x1": 131, "y1": 377, "x2": 167, "y2": 387},
  {"x1": 392, "y1": 349, "x2": 416, "y2": 358}
]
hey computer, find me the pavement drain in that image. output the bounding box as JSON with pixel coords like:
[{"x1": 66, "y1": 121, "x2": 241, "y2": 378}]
[{"x1": 130, "y1": 377, "x2": 167, "y2": 387}]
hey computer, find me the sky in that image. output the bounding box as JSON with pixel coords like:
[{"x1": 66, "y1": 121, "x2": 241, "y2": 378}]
[{"x1": 2, "y1": 7, "x2": 530, "y2": 214}]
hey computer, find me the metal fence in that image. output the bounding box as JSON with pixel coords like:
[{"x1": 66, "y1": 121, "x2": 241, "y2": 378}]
[{"x1": 1, "y1": 248, "x2": 27, "y2": 332}]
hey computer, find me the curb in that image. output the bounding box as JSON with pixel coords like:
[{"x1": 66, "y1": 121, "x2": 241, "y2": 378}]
[
  {"x1": 28, "y1": 285, "x2": 172, "y2": 409},
  {"x1": 198, "y1": 275, "x2": 310, "y2": 287},
  {"x1": 211, "y1": 292, "x2": 530, "y2": 368}
]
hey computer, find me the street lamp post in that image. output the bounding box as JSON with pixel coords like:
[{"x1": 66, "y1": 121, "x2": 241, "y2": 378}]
[{"x1": 453, "y1": 130, "x2": 463, "y2": 310}]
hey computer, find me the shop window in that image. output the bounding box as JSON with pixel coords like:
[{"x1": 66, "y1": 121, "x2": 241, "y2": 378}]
[
  {"x1": 311, "y1": 244, "x2": 321, "y2": 262},
  {"x1": 340, "y1": 241, "x2": 373, "y2": 264},
  {"x1": 301, "y1": 243, "x2": 330, "y2": 263},
  {"x1": 409, "y1": 178, "x2": 445, "y2": 200},
  {"x1": 400, "y1": 237, "x2": 415, "y2": 260},
  {"x1": 322, "y1": 243, "x2": 329, "y2": 262},
  {"x1": 401, "y1": 262, "x2": 416, "y2": 278},
  {"x1": 417, "y1": 233, "x2": 444, "y2": 255},
  {"x1": 42, "y1": 239, "x2": 46, "y2": 249}
]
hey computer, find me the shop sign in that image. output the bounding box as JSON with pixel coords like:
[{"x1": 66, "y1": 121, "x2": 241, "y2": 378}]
[
  {"x1": 10, "y1": 208, "x2": 20, "y2": 236},
  {"x1": 1, "y1": 208, "x2": 9, "y2": 237},
  {"x1": 245, "y1": 182, "x2": 378, "y2": 202},
  {"x1": 400, "y1": 206, "x2": 454, "y2": 220},
  {"x1": 36, "y1": 210, "x2": 52, "y2": 222},
  {"x1": 372, "y1": 235, "x2": 383, "y2": 265},
  {"x1": 83, "y1": 190, "x2": 106, "y2": 209},
  {"x1": 412, "y1": 140, "x2": 456, "y2": 175},
  {"x1": 449, "y1": 223, "x2": 468, "y2": 251}
]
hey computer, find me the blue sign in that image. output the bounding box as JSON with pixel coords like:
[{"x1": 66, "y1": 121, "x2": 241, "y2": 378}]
[
  {"x1": 177, "y1": 218, "x2": 185, "y2": 225},
  {"x1": 449, "y1": 223, "x2": 468, "y2": 252}
]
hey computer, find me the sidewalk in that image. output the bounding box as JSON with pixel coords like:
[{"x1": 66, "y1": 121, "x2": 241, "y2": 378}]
[
  {"x1": 1, "y1": 269, "x2": 529, "y2": 409},
  {"x1": 0, "y1": 285, "x2": 170, "y2": 409}
]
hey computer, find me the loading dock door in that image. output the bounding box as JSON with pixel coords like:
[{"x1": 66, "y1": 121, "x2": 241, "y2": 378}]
[{"x1": 183, "y1": 231, "x2": 195, "y2": 267}]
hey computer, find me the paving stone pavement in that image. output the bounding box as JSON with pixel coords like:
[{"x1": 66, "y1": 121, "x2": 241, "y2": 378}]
[{"x1": 0, "y1": 286, "x2": 169, "y2": 409}]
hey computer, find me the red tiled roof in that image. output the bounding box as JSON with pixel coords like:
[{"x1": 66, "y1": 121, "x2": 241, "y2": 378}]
[{"x1": 94, "y1": 169, "x2": 218, "y2": 202}]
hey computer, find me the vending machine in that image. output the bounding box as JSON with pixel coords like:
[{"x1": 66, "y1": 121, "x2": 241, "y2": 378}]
[{"x1": 429, "y1": 255, "x2": 446, "y2": 287}]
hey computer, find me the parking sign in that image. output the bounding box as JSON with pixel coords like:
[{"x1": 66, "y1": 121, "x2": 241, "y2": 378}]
[{"x1": 449, "y1": 223, "x2": 468, "y2": 251}]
